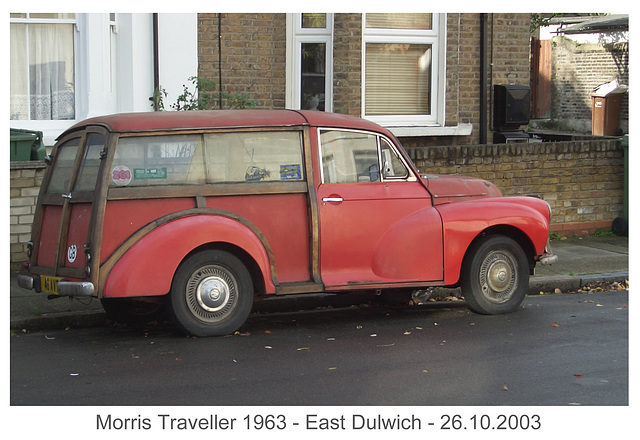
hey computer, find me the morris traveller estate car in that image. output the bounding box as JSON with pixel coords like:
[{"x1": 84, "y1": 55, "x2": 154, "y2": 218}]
[{"x1": 18, "y1": 110, "x2": 556, "y2": 336}]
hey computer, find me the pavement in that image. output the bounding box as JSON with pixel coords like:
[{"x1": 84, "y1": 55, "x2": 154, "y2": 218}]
[{"x1": 9, "y1": 235, "x2": 629, "y2": 333}]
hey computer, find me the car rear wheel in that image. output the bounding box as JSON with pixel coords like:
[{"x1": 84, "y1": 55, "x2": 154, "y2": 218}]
[
  {"x1": 170, "y1": 250, "x2": 253, "y2": 336},
  {"x1": 461, "y1": 235, "x2": 529, "y2": 315}
]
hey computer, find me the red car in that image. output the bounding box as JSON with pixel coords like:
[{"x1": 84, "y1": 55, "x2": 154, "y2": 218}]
[{"x1": 18, "y1": 110, "x2": 556, "y2": 336}]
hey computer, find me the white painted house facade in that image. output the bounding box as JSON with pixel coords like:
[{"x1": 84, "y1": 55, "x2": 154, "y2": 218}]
[{"x1": 10, "y1": 13, "x2": 198, "y2": 146}]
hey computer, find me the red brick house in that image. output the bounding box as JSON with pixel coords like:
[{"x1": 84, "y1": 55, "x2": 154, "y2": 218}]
[{"x1": 198, "y1": 13, "x2": 532, "y2": 147}]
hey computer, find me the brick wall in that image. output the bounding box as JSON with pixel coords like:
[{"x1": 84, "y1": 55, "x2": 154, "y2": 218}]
[
  {"x1": 407, "y1": 138, "x2": 624, "y2": 235},
  {"x1": 551, "y1": 36, "x2": 629, "y2": 133},
  {"x1": 10, "y1": 162, "x2": 46, "y2": 272},
  {"x1": 198, "y1": 13, "x2": 287, "y2": 109},
  {"x1": 333, "y1": 14, "x2": 362, "y2": 116}
]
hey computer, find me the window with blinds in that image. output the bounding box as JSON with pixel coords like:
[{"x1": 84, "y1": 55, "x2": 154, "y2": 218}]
[
  {"x1": 365, "y1": 13, "x2": 432, "y2": 30},
  {"x1": 365, "y1": 43, "x2": 432, "y2": 115},
  {"x1": 363, "y1": 13, "x2": 440, "y2": 123}
]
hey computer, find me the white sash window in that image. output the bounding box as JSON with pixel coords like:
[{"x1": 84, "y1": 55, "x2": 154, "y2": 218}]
[
  {"x1": 10, "y1": 13, "x2": 77, "y2": 121},
  {"x1": 286, "y1": 13, "x2": 334, "y2": 112},
  {"x1": 363, "y1": 13, "x2": 445, "y2": 126}
]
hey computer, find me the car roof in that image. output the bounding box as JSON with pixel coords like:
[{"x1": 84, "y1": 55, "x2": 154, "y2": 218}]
[{"x1": 59, "y1": 109, "x2": 391, "y2": 138}]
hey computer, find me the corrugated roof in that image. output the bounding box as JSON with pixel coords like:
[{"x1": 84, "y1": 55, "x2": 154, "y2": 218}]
[{"x1": 560, "y1": 14, "x2": 628, "y2": 34}]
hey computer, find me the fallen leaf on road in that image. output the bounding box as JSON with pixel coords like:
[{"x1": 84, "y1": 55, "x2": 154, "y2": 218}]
[
  {"x1": 574, "y1": 374, "x2": 582, "y2": 379},
  {"x1": 503, "y1": 384, "x2": 509, "y2": 391},
  {"x1": 552, "y1": 322, "x2": 559, "y2": 327},
  {"x1": 297, "y1": 347, "x2": 309, "y2": 351}
]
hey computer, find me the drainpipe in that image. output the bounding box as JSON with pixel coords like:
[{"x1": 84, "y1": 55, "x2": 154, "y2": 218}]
[
  {"x1": 152, "y1": 13, "x2": 160, "y2": 111},
  {"x1": 480, "y1": 13, "x2": 488, "y2": 144},
  {"x1": 218, "y1": 13, "x2": 223, "y2": 109}
]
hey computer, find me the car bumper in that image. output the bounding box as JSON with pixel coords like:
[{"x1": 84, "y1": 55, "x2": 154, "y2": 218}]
[
  {"x1": 17, "y1": 274, "x2": 95, "y2": 297},
  {"x1": 538, "y1": 240, "x2": 558, "y2": 266}
]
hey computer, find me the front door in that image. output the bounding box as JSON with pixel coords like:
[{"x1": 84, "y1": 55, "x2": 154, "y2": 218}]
[{"x1": 316, "y1": 129, "x2": 443, "y2": 289}]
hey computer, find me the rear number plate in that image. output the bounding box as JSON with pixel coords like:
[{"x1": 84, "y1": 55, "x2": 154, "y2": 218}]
[{"x1": 41, "y1": 276, "x2": 62, "y2": 295}]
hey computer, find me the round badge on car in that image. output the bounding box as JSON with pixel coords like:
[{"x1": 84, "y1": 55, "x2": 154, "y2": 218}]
[{"x1": 67, "y1": 244, "x2": 78, "y2": 263}]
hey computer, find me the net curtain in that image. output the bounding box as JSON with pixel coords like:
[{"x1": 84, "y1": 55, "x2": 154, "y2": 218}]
[{"x1": 10, "y1": 22, "x2": 75, "y2": 120}]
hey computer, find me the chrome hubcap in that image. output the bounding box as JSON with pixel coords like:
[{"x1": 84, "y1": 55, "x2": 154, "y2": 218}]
[
  {"x1": 479, "y1": 251, "x2": 517, "y2": 304},
  {"x1": 186, "y1": 265, "x2": 236, "y2": 322},
  {"x1": 196, "y1": 276, "x2": 230, "y2": 312}
]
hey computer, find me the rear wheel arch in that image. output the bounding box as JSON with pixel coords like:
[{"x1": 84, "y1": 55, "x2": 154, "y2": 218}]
[
  {"x1": 177, "y1": 241, "x2": 267, "y2": 299},
  {"x1": 101, "y1": 212, "x2": 275, "y2": 298}
]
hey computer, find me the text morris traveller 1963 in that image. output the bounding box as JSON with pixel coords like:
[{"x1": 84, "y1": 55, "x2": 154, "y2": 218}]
[{"x1": 18, "y1": 110, "x2": 557, "y2": 336}]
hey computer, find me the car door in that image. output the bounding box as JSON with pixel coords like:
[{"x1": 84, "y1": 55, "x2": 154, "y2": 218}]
[
  {"x1": 316, "y1": 128, "x2": 443, "y2": 289},
  {"x1": 30, "y1": 128, "x2": 108, "y2": 293}
]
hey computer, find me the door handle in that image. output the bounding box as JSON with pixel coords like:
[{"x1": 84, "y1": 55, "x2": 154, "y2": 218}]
[{"x1": 322, "y1": 197, "x2": 343, "y2": 203}]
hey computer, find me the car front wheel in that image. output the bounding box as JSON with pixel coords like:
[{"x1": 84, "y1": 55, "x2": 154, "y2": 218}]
[
  {"x1": 170, "y1": 250, "x2": 253, "y2": 337},
  {"x1": 461, "y1": 235, "x2": 529, "y2": 315}
]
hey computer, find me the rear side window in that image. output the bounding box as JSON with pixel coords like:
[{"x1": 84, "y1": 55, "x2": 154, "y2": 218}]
[
  {"x1": 203, "y1": 131, "x2": 303, "y2": 183},
  {"x1": 111, "y1": 135, "x2": 202, "y2": 187},
  {"x1": 110, "y1": 131, "x2": 303, "y2": 187}
]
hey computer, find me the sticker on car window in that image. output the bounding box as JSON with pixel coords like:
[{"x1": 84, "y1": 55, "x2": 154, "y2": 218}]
[
  {"x1": 280, "y1": 164, "x2": 301, "y2": 180},
  {"x1": 111, "y1": 165, "x2": 132, "y2": 186},
  {"x1": 245, "y1": 166, "x2": 270, "y2": 182},
  {"x1": 134, "y1": 168, "x2": 167, "y2": 180}
]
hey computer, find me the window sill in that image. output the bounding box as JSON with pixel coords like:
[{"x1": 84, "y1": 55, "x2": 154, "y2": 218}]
[{"x1": 386, "y1": 123, "x2": 473, "y2": 137}]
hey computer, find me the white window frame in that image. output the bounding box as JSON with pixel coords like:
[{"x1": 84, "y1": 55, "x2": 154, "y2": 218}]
[
  {"x1": 362, "y1": 13, "x2": 447, "y2": 129},
  {"x1": 286, "y1": 13, "x2": 334, "y2": 112},
  {"x1": 9, "y1": 14, "x2": 80, "y2": 134}
]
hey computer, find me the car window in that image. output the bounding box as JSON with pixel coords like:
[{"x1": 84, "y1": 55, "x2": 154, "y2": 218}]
[
  {"x1": 47, "y1": 137, "x2": 80, "y2": 194},
  {"x1": 380, "y1": 137, "x2": 409, "y2": 179},
  {"x1": 74, "y1": 133, "x2": 106, "y2": 192},
  {"x1": 111, "y1": 131, "x2": 304, "y2": 187},
  {"x1": 203, "y1": 131, "x2": 304, "y2": 183},
  {"x1": 320, "y1": 130, "x2": 380, "y2": 183},
  {"x1": 111, "y1": 135, "x2": 203, "y2": 187}
]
